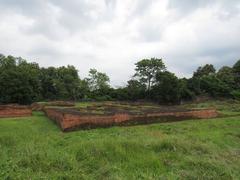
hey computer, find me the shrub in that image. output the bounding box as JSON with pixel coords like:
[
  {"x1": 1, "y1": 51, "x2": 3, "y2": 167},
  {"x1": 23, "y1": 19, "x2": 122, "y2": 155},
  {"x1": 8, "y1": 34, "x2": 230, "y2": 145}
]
[{"x1": 231, "y1": 90, "x2": 240, "y2": 100}]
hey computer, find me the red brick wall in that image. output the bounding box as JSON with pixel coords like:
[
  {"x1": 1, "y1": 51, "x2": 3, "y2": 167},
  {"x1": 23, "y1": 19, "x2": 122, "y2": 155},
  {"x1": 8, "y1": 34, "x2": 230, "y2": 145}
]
[
  {"x1": 0, "y1": 105, "x2": 32, "y2": 118},
  {"x1": 146, "y1": 109, "x2": 218, "y2": 119},
  {"x1": 45, "y1": 108, "x2": 218, "y2": 131}
]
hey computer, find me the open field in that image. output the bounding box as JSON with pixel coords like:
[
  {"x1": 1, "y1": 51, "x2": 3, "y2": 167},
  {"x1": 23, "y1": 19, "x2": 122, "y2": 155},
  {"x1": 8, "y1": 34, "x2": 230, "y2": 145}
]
[{"x1": 0, "y1": 101, "x2": 240, "y2": 179}]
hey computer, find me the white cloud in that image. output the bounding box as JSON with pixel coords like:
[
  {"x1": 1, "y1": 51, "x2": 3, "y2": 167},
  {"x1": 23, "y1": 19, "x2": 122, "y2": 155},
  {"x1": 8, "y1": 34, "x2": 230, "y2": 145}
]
[{"x1": 0, "y1": 0, "x2": 240, "y2": 86}]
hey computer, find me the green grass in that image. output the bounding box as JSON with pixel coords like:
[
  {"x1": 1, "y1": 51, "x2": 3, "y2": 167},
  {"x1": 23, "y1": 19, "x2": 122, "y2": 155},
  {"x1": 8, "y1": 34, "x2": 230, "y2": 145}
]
[
  {"x1": 0, "y1": 103, "x2": 240, "y2": 179},
  {"x1": 182, "y1": 99, "x2": 240, "y2": 116}
]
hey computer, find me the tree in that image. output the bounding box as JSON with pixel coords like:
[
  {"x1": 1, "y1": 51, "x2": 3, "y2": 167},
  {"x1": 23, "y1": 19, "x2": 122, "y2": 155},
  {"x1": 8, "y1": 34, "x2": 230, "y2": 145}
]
[
  {"x1": 200, "y1": 75, "x2": 231, "y2": 97},
  {"x1": 193, "y1": 64, "x2": 216, "y2": 77},
  {"x1": 233, "y1": 59, "x2": 240, "y2": 88},
  {"x1": 151, "y1": 71, "x2": 181, "y2": 104},
  {"x1": 85, "y1": 68, "x2": 110, "y2": 91},
  {"x1": 0, "y1": 56, "x2": 41, "y2": 104},
  {"x1": 110, "y1": 87, "x2": 129, "y2": 101},
  {"x1": 39, "y1": 67, "x2": 59, "y2": 100},
  {"x1": 178, "y1": 78, "x2": 195, "y2": 101},
  {"x1": 134, "y1": 58, "x2": 166, "y2": 91},
  {"x1": 217, "y1": 66, "x2": 235, "y2": 89},
  {"x1": 39, "y1": 66, "x2": 81, "y2": 100},
  {"x1": 57, "y1": 65, "x2": 80, "y2": 100},
  {"x1": 187, "y1": 77, "x2": 201, "y2": 95},
  {"x1": 126, "y1": 79, "x2": 146, "y2": 101},
  {"x1": 17, "y1": 59, "x2": 42, "y2": 102},
  {"x1": 78, "y1": 79, "x2": 90, "y2": 99}
]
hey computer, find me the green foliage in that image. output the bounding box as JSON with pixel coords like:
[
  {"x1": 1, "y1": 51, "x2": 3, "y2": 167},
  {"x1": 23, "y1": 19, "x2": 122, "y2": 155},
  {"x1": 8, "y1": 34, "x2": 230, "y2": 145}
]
[
  {"x1": 110, "y1": 88, "x2": 129, "y2": 100},
  {"x1": 231, "y1": 90, "x2": 240, "y2": 100},
  {"x1": 233, "y1": 59, "x2": 240, "y2": 74},
  {"x1": 134, "y1": 58, "x2": 166, "y2": 90},
  {"x1": 0, "y1": 55, "x2": 84, "y2": 104},
  {"x1": 151, "y1": 71, "x2": 181, "y2": 104},
  {"x1": 187, "y1": 77, "x2": 201, "y2": 95},
  {"x1": 178, "y1": 78, "x2": 195, "y2": 101},
  {"x1": 85, "y1": 68, "x2": 110, "y2": 91},
  {"x1": 193, "y1": 64, "x2": 216, "y2": 77},
  {"x1": 199, "y1": 75, "x2": 231, "y2": 97},
  {"x1": 189, "y1": 61, "x2": 240, "y2": 100},
  {"x1": 233, "y1": 59, "x2": 240, "y2": 87},
  {"x1": 40, "y1": 66, "x2": 81, "y2": 101},
  {"x1": 0, "y1": 53, "x2": 240, "y2": 104},
  {"x1": 84, "y1": 68, "x2": 114, "y2": 101},
  {"x1": 217, "y1": 66, "x2": 235, "y2": 89},
  {"x1": 126, "y1": 79, "x2": 146, "y2": 101},
  {"x1": 0, "y1": 56, "x2": 41, "y2": 104}
]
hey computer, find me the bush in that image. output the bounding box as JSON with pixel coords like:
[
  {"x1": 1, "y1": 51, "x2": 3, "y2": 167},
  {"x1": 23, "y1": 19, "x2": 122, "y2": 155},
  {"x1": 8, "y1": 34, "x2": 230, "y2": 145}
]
[
  {"x1": 231, "y1": 90, "x2": 240, "y2": 100},
  {"x1": 151, "y1": 71, "x2": 181, "y2": 104},
  {"x1": 95, "y1": 95, "x2": 113, "y2": 101}
]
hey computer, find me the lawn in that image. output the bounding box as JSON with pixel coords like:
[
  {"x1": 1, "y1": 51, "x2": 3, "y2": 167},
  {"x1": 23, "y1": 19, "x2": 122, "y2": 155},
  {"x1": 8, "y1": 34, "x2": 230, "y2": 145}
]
[{"x1": 0, "y1": 101, "x2": 240, "y2": 179}]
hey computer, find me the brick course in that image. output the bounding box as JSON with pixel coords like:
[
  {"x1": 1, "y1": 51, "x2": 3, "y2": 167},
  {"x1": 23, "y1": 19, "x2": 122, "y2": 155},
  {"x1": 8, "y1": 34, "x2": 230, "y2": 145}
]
[
  {"x1": 0, "y1": 105, "x2": 32, "y2": 118},
  {"x1": 44, "y1": 108, "x2": 218, "y2": 131}
]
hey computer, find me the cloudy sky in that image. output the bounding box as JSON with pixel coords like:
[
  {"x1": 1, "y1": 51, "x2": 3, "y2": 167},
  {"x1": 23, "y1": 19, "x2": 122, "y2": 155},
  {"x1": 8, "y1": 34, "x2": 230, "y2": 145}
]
[{"x1": 0, "y1": 0, "x2": 240, "y2": 86}]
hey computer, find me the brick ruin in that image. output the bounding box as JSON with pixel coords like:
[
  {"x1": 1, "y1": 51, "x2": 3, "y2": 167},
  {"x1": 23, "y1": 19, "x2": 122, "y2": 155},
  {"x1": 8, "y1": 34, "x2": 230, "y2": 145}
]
[
  {"x1": 0, "y1": 105, "x2": 32, "y2": 118},
  {"x1": 0, "y1": 101, "x2": 219, "y2": 131},
  {"x1": 44, "y1": 106, "x2": 218, "y2": 131},
  {"x1": 31, "y1": 101, "x2": 75, "y2": 111}
]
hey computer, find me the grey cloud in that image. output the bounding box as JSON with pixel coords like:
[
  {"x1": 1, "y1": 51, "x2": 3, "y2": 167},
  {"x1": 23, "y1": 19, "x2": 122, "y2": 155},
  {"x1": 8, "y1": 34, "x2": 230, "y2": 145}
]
[
  {"x1": 132, "y1": 0, "x2": 154, "y2": 16},
  {"x1": 168, "y1": 0, "x2": 209, "y2": 13},
  {"x1": 168, "y1": 0, "x2": 240, "y2": 19},
  {"x1": 0, "y1": 0, "x2": 46, "y2": 16},
  {"x1": 0, "y1": 0, "x2": 240, "y2": 85}
]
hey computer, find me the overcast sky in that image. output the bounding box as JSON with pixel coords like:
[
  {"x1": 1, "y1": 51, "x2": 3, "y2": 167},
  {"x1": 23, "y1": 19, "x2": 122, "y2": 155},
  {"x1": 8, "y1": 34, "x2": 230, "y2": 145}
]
[{"x1": 0, "y1": 0, "x2": 240, "y2": 86}]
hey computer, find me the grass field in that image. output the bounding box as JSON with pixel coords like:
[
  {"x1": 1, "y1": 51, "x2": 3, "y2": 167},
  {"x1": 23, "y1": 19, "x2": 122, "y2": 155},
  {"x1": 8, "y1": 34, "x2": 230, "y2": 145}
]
[{"x1": 0, "y1": 101, "x2": 240, "y2": 179}]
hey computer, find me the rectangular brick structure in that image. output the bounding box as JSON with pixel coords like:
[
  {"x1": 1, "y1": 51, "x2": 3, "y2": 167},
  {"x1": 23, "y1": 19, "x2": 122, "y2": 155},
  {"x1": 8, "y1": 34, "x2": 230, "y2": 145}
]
[
  {"x1": 31, "y1": 101, "x2": 75, "y2": 111},
  {"x1": 44, "y1": 107, "x2": 218, "y2": 131},
  {"x1": 0, "y1": 105, "x2": 32, "y2": 118}
]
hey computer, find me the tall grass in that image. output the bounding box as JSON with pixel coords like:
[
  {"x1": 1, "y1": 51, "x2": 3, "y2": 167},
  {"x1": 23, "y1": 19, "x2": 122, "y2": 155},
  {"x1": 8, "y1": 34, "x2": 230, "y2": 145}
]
[{"x1": 0, "y1": 102, "x2": 240, "y2": 179}]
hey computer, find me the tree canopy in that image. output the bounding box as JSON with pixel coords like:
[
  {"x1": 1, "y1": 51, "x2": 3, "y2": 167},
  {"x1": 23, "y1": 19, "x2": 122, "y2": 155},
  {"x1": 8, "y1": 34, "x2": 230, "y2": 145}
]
[
  {"x1": 134, "y1": 58, "x2": 166, "y2": 91},
  {"x1": 193, "y1": 64, "x2": 216, "y2": 77},
  {"x1": 0, "y1": 54, "x2": 239, "y2": 104}
]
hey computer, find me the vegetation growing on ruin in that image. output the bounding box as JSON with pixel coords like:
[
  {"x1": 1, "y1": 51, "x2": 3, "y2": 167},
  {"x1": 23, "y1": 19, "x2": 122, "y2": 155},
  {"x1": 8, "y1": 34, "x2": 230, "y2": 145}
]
[{"x1": 0, "y1": 100, "x2": 240, "y2": 179}]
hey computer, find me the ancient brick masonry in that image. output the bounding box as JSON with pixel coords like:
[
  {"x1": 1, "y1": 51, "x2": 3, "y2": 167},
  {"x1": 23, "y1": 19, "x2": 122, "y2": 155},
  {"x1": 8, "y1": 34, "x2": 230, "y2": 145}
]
[
  {"x1": 0, "y1": 105, "x2": 32, "y2": 118},
  {"x1": 44, "y1": 108, "x2": 218, "y2": 131},
  {"x1": 31, "y1": 101, "x2": 74, "y2": 111}
]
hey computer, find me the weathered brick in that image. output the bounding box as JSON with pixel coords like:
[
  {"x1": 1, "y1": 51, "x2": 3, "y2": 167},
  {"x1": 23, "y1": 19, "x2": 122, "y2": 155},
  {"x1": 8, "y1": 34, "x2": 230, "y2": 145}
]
[
  {"x1": 0, "y1": 105, "x2": 32, "y2": 118},
  {"x1": 44, "y1": 108, "x2": 218, "y2": 131}
]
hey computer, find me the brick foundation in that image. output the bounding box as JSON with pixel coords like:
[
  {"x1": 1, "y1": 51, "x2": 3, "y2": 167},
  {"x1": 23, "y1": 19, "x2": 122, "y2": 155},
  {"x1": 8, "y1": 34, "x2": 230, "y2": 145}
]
[
  {"x1": 0, "y1": 105, "x2": 32, "y2": 118},
  {"x1": 44, "y1": 108, "x2": 218, "y2": 131},
  {"x1": 31, "y1": 101, "x2": 75, "y2": 111}
]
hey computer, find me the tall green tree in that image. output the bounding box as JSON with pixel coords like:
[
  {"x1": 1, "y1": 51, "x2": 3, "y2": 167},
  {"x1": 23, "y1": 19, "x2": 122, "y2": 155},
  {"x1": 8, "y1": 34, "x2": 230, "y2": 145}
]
[
  {"x1": 200, "y1": 75, "x2": 231, "y2": 97},
  {"x1": 151, "y1": 71, "x2": 181, "y2": 104},
  {"x1": 85, "y1": 68, "x2": 110, "y2": 91},
  {"x1": 217, "y1": 66, "x2": 235, "y2": 89},
  {"x1": 39, "y1": 66, "x2": 81, "y2": 100},
  {"x1": 126, "y1": 79, "x2": 146, "y2": 101},
  {"x1": 178, "y1": 78, "x2": 195, "y2": 101},
  {"x1": 233, "y1": 60, "x2": 240, "y2": 88},
  {"x1": 193, "y1": 64, "x2": 216, "y2": 77},
  {"x1": 0, "y1": 56, "x2": 41, "y2": 104},
  {"x1": 134, "y1": 58, "x2": 166, "y2": 91},
  {"x1": 57, "y1": 66, "x2": 80, "y2": 100},
  {"x1": 39, "y1": 67, "x2": 59, "y2": 100}
]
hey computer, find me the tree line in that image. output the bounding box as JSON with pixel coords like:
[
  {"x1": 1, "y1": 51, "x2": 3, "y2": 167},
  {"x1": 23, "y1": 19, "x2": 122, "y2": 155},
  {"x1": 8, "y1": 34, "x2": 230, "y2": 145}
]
[{"x1": 0, "y1": 54, "x2": 239, "y2": 104}]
